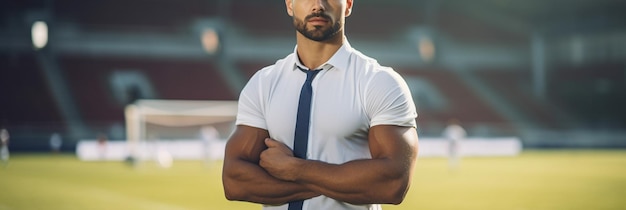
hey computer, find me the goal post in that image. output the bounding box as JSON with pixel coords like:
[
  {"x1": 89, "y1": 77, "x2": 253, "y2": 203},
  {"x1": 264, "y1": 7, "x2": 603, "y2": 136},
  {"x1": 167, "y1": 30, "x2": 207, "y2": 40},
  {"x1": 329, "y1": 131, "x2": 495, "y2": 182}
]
[{"x1": 124, "y1": 99, "x2": 238, "y2": 162}]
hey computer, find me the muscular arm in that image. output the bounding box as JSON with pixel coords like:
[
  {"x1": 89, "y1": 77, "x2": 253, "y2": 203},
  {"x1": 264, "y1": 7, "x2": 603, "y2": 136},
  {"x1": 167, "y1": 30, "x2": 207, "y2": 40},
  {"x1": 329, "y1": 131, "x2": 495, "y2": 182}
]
[
  {"x1": 260, "y1": 125, "x2": 418, "y2": 205},
  {"x1": 222, "y1": 125, "x2": 320, "y2": 205}
]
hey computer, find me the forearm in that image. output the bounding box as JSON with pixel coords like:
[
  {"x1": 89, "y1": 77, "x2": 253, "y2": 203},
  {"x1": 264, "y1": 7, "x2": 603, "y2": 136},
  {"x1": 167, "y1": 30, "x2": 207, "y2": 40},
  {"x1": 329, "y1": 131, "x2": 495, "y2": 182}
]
[
  {"x1": 293, "y1": 158, "x2": 412, "y2": 205},
  {"x1": 222, "y1": 125, "x2": 318, "y2": 204},
  {"x1": 259, "y1": 126, "x2": 418, "y2": 205},
  {"x1": 292, "y1": 126, "x2": 418, "y2": 205},
  {"x1": 223, "y1": 158, "x2": 320, "y2": 205}
]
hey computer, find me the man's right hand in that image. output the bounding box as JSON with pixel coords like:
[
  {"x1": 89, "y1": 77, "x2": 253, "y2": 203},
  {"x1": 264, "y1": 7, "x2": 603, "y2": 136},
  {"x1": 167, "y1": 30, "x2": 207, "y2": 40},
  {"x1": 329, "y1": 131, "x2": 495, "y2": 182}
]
[{"x1": 260, "y1": 138, "x2": 303, "y2": 182}]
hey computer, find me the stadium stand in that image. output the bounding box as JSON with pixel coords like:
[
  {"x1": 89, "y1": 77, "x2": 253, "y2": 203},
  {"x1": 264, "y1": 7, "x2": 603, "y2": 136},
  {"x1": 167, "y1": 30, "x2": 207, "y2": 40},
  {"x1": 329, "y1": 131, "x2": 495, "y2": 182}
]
[
  {"x1": 0, "y1": 53, "x2": 63, "y2": 124},
  {"x1": 0, "y1": 53, "x2": 67, "y2": 150},
  {"x1": 435, "y1": 11, "x2": 526, "y2": 44},
  {"x1": 396, "y1": 67, "x2": 513, "y2": 136},
  {"x1": 53, "y1": 0, "x2": 219, "y2": 34},
  {"x1": 59, "y1": 56, "x2": 236, "y2": 124},
  {"x1": 2, "y1": 0, "x2": 624, "y2": 151},
  {"x1": 397, "y1": 68, "x2": 506, "y2": 124},
  {"x1": 347, "y1": 3, "x2": 422, "y2": 39},
  {"x1": 229, "y1": 1, "x2": 293, "y2": 36},
  {"x1": 547, "y1": 63, "x2": 626, "y2": 129},
  {"x1": 473, "y1": 69, "x2": 566, "y2": 129},
  {"x1": 236, "y1": 61, "x2": 274, "y2": 80}
]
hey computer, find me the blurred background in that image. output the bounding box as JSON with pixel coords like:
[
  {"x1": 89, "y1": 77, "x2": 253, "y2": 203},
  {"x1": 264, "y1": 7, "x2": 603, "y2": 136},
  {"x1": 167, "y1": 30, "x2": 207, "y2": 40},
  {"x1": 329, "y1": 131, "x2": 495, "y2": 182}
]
[
  {"x1": 2, "y1": 1, "x2": 626, "y2": 210},
  {"x1": 1, "y1": 0, "x2": 626, "y2": 151}
]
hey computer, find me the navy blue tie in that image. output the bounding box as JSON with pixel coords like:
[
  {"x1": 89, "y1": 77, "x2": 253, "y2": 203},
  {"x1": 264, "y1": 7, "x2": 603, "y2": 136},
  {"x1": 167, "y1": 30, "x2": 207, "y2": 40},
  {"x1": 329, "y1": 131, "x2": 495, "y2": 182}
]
[{"x1": 288, "y1": 66, "x2": 321, "y2": 210}]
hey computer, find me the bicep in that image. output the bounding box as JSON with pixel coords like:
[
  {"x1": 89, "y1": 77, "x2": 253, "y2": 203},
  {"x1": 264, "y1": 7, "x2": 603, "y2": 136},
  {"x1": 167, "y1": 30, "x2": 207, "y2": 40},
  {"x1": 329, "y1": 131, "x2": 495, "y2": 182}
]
[
  {"x1": 224, "y1": 125, "x2": 270, "y2": 163},
  {"x1": 368, "y1": 125, "x2": 418, "y2": 172}
]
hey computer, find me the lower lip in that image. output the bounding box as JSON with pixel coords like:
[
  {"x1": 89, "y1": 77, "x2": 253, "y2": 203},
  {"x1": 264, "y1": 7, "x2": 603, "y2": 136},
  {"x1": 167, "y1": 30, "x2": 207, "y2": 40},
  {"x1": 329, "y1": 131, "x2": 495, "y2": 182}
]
[{"x1": 309, "y1": 20, "x2": 328, "y2": 25}]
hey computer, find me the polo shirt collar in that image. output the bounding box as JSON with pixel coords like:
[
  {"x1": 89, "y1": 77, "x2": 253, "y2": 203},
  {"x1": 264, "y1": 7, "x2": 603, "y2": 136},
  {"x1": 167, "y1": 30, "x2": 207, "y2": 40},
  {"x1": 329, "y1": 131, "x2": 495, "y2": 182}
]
[{"x1": 293, "y1": 40, "x2": 353, "y2": 72}]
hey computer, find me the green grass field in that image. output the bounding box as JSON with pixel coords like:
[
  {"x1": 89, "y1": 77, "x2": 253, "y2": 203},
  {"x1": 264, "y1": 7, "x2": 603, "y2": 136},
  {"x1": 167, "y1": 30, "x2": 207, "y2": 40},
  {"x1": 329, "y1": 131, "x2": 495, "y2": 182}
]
[{"x1": 1, "y1": 150, "x2": 625, "y2": 210}]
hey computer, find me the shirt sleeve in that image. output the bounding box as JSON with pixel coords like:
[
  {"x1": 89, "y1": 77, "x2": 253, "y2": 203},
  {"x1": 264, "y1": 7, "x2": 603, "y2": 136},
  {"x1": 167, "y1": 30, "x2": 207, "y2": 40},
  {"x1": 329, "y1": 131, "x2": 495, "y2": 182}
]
[
  {"x1": 235, "y1": 71, "x2": 268, "y2": 130},
  {"x1": 365, "y1": 68, "x2": 418, "y2": 128}
]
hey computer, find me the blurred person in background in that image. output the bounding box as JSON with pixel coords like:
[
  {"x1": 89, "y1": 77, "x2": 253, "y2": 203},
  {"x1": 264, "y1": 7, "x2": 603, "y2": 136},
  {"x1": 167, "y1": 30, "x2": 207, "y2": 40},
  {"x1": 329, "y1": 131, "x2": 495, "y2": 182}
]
[
  {"x1": 49, "y1": 133, "x2": 63, "y2": 153},
  {"x1": 97, "y1": 133, "x2": 108, "y2": 160},
  {"x1": 201, "y1": 125, "x2": 220, "y2": 166},
  {"x1": 1, "y1": 128, "x2": 9, "y2": 167},
  {"x1": 222, "y1": 0, "x2": 419, "y2": 209},
  {"x1": 442, "y1": 118, "x2": 466, "y2": 170}
]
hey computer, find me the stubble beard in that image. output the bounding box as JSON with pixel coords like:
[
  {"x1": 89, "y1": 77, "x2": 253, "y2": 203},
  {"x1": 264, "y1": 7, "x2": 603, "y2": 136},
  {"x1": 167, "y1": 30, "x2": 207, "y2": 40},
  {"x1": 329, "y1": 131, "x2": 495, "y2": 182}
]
[{"x1": 293, "y1": 14, "x2": 342, "y2": 42}]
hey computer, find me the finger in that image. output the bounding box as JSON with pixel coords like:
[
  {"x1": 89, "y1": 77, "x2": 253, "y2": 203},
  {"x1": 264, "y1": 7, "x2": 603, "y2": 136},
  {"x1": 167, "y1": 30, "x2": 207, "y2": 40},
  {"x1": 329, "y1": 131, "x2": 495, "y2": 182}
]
[
  {"x1": 264, "y1": 138, "x2": 279, "y2": 147},
  {"x1": 259, "y1": 150, "x2": 269, "y2": 166},
  {"x1": 258, "y1": 153, "x2": 265, "y2": 164}
]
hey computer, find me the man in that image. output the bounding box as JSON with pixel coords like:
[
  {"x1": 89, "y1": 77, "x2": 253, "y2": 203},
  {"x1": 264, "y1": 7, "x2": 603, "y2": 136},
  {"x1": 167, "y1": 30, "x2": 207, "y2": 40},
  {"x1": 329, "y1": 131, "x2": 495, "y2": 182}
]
[
  {"x1": 442, "y1": 118, "x2": 466, "y2": 170},
  {"x1": 201, "y1": 125, "x2": 220, "y2": 165},
  {"x1": 222, "y1": 0, "x2": 419, "y2": 209},
  {"x1": 97, "y1": 133, "x2": 108, "y2": 160},
  {"x1": 0, "y1": 128, "x2": 9, "y2": 167},
  {"x1": 49, "y1": 133, "x2": 63, "y2": 153}
]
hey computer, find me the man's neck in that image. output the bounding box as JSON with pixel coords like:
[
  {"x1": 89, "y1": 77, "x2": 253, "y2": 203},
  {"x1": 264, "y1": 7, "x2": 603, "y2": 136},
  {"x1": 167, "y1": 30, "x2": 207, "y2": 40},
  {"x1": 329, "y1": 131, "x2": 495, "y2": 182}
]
[{"x1": 295, "y1": 33, "x2": 344, "y2": 70}]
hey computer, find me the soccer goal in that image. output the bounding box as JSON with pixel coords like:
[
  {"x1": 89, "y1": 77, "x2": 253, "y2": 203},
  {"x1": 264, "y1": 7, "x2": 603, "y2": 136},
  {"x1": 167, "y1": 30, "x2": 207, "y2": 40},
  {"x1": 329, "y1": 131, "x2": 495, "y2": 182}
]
[{"x1": 123, "y1": 99, "x2": 237, "y2": 163}]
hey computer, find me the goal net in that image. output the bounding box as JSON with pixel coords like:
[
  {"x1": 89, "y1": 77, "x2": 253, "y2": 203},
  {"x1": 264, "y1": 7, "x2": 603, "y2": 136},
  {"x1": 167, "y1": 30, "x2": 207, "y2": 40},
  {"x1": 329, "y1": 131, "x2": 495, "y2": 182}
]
[{"x1": 124, "y1": 99, "x2": 237, "y2": 163}]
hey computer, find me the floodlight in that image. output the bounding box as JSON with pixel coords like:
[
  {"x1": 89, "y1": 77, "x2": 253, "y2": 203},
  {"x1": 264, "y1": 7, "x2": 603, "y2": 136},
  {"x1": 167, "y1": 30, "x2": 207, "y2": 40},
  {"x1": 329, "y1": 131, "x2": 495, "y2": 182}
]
[
  {"x1": 418, "y1": 36, "x2": 436, "y2": 62},
  {"x1": 31, "y1": 21, "x2": 49, "y2": 50},
  {"x1": 201, "y1": 28, "x2": 220, "y2": 54}
]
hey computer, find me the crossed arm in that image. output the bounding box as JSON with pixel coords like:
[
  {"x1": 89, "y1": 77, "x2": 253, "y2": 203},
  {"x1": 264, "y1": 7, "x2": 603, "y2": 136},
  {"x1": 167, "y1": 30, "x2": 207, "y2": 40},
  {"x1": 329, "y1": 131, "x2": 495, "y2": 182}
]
[{"x1": 222, "y1": 124, "x2": 419, "y2": 205}]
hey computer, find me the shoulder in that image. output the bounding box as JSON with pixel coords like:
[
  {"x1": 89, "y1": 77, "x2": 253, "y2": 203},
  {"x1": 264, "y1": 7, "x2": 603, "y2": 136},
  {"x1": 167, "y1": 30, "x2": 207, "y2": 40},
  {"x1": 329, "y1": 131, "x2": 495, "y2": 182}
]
[
  {"x1": 362, "y1": 64, "x2": 406, "y2": 90},
  {"x1": 350, "y1": 48, "x2": 381, "y2": 71},
  {"x1": 349, "y1": 48, "x2": 401, "y2": 81}
]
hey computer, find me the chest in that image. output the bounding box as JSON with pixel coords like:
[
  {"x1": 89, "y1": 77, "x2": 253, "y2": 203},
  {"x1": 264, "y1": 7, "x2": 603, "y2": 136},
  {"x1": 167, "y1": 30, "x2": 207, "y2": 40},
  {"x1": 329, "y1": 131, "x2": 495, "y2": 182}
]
[{"x1": 264, "y1": 70, "x2": 369, "y2": 145}]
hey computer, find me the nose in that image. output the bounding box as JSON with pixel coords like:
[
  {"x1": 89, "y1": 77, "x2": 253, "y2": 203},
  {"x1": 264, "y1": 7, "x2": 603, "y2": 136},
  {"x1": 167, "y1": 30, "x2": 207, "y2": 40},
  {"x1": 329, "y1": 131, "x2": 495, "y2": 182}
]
[{"x1": 312, "y1": 0, "x2": 325, "y2": 13}]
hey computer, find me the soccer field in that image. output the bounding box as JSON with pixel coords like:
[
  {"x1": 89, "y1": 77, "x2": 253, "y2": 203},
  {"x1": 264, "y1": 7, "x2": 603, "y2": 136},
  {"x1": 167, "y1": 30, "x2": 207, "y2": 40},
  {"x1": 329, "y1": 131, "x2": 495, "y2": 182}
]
[{"x1": 1, "y1": 150, "x2": 625, "y2": 210}]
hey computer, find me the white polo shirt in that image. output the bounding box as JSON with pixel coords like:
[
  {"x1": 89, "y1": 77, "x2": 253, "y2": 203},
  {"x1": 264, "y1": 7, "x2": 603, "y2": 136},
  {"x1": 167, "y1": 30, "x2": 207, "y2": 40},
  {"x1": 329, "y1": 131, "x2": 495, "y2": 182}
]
[{"x1": 236, "y1": 40, "x2": 417, "y2": 210}]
